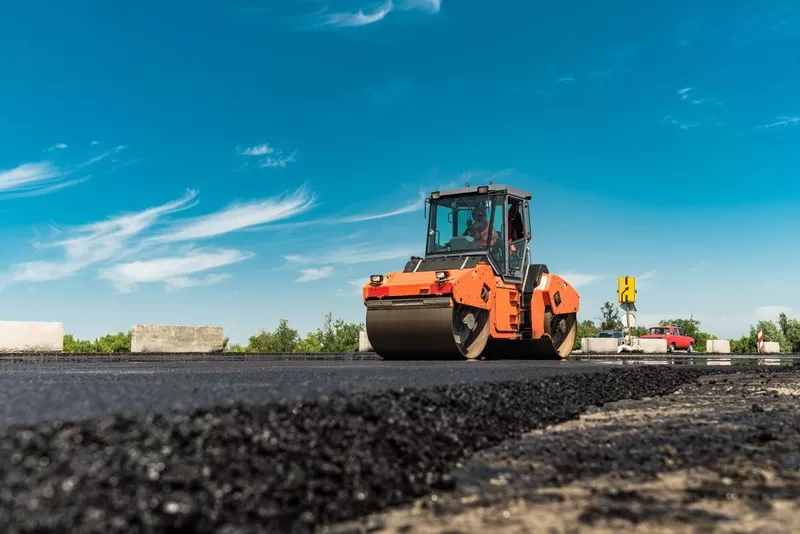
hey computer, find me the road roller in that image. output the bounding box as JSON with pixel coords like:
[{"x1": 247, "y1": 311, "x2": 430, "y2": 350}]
[{"x1": 362, "y1": 183, "x2": 580, "y2": 360}]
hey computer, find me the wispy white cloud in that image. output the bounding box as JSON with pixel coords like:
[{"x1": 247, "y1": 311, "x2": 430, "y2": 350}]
[
  {"x1": 403, "y1": 0, "x2": 440, "y2": 13},
  {"x1": 162, "y1": 273, "x2": 231, "y2": 292},
  {"x1": 251, "y1": 190, "x2": 424, "y2": 231},
  {"x1": 662, "y1": 115, "x2": 700, "y2": 130},
  {"x1": 323, "y1": 243, "x2": 419, "y2": 264},
  {"x1": 0, "y1": 162, "x2": 63, "y2": 193},
  {"x1": 79, "y1": 144, "x2": 128, "y2": 167},
  {"x1": 148, "y1": 187, "x2": 315, "y2": 244},
  {"x1": 0, "y1": 177, "x2": 91, "y2": 200},
  {"x1": 690, "y1": 97, "x2": 723, "y2": 106},
  {"x1": 91, "y1": 140, "x2": 101, "y2": 146},
  {"x1": 562, "y1": 272, "x2": 601, "y2": 288},
  {"x1": 307, "y1": 0, "x2": 440, "y2": 29},
  {"x1": 317, "y1": 1, "x2": 393, "y2": 27},
  {"x1": 328, "y1": 191, "x2": 424, "y2": 224},
  {"x1": 557, "y1": 76, "x2": 575, "y2": 83},
  {"x1": 236, "y1": 143, "x2": 296, "y2": 169},
  {"x1": 44, "y1": 143, "x2": 68, "y2": 151},
  {"x1": 238, "y1": 143, "x2": 274, "y2": 156},
  {"x1": 754, "y1": 116, "x2": 800, "y2": 130},
  {"x1": 7, "y1": 167, "x2": 420, "y2": 294},
  {"x1": 675, "y1": 87, "x2": 722, "y2": 106},
  {"x1": 297, "y1": 266, "x2": 334, "y2": 282},
  {"x1": 0, "y1": 161, "x2": 91, "y2": 199},
  {"x1": 11, "y1": 190, "x2": 199, "y2": 282},
  {"x1": 283, "y1": 254, "x2": 305, "y2": 263},
  {"x1": 269, "y1": 167, "x2": 511, "y2": 233},
  {"x1": 105, "y1": 159, "x2": 141, "y2": 174},
  {"x1": 9, "y1": 183, "x2": 320, "y2": 292},
  {"x1": 298, "y1": 244, "x2": 417, "y2": 288},
  {"x1": 259, "y1": 151, "x2": 296, "y2": 168},
  {"x1": 286, "y1": 242, "x2": 419, "y2": 267},
  {"x1": 98, "y1": 248, "x2": 249, "y2": 293},
  {"x1": 10, "y1": 261, "x2": 84, "y2": 284},
  {"x1": 0, "y1": 143, "x2": 127, "y2": 200},
  {"x1": 638, "y1": 269, "x2": 656, "y2": 280},
  {"x1": 334, "y1": 278, "x2": 371, "y2": 296}
]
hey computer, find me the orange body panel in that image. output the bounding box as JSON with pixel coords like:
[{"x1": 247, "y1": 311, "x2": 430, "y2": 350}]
[
  {"x1": 489, "y1": 282, "x2": 521, "y2": 338},
  {"x1": 362, "y1": 263, "x2": 497, "y2": 310},
  {"x1": 528, "y1": 272, "x2": 580, "y2": 337}
]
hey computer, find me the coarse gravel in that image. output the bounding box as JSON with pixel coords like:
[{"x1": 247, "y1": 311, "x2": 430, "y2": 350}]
[
  {"x1": 0, "y1": 365, "x2": 796, "y2": 533},
  {"x1": 338, "y1": 369, "x2": 800, "y2": 533}
]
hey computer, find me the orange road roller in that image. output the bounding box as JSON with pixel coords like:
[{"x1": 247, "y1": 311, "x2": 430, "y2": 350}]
[{"x1": 362, "y1": 184, "x2": 580, "y2": 360}]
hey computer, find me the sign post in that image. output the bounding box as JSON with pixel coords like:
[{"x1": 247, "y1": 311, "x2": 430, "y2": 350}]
[{"x1": 618, "y1": 276, "x2": 637, "y2": 344}]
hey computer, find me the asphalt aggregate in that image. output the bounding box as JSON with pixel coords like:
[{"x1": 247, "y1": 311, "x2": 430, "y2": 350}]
[
  {"x1": 2, "y1": 364, "x2": 795, "y2": 533},
  {"x1": 338, "y1": 368, "x2": 800, "y2": 533},
  {"x1": 0, "y1": 360, "x2": 616, "y2": 428}
]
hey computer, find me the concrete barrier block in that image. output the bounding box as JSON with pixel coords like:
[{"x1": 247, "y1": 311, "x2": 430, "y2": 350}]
[
  {"x1": 358, "y1": 330, "x2": 372, "y2": 352},
  {"x1": 0, "y1": 321, "x2": 63, "y2": 352},
  {"x1": 581, "y1": 337, "x2": 619, "y2": 353},
  {"x1": 131, "y1": 324, "x2": 224, "y2": 353},
  {"x1": 634, "y1": 338, "x2": 668, "y2": 353},
  {"x1": 762, "y1": 341, "x2": 781, "y2": 354},
  {"x1": 706, "y1": 340, "x2": 731, "y2": 354}
]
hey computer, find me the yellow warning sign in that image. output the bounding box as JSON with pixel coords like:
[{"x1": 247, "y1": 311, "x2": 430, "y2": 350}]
[{"x1": 617, "y1": 276, "x2": 636, "y2": 304}]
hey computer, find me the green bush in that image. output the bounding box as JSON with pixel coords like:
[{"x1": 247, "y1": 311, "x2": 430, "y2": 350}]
[
  {"x1": 60, "y1": 309, "x2": 799, "y2": 355},
  {"x1": 62, "y1": 331, "x2": 131, "y2": 353},
  {"x1": 730, "y1": 320, "x2": 791, "y2": 354},
  {"x1": 238, "y1": 314, "x2": 363, "y2": 353}
]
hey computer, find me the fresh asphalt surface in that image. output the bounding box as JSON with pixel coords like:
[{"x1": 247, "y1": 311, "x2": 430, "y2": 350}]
[
  {"x1": 0, "y1": 359, "x2": 617, "y2": 428},
  {"x1": 2, "y1": 359, "x2": 799, "y2": 532}
]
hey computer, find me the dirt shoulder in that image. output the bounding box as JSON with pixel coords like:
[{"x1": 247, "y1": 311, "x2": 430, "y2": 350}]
[{"x1": 324, "y1": 371, "x2": 800, "y2": 534}]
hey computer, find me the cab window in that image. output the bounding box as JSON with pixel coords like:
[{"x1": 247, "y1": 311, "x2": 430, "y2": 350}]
[{"x1": 488, "y1": 196, "x2": 505, "y2": 271}]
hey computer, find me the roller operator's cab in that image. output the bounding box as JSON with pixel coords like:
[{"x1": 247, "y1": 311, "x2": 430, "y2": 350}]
[{"x1": 424, "y1": 184, "x2": 532, "y2": 281}]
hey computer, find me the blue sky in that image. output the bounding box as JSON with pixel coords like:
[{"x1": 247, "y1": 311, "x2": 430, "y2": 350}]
[{"x1": 1, "y1": 0, "x2": 799, "y2": 343}]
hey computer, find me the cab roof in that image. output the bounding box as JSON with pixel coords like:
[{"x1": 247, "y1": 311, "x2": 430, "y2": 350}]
[{"x1": 432, "y1": 184, "x2": 532, "y2": 200}]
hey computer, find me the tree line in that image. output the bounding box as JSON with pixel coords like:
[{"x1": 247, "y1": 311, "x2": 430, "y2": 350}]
[
  {"x1": 576, "y1": 301, "x2": 800, "y2": 354},
  {"x1": 60, "y1": 305, "x2": 800, "y2": 354},
  {"x1": 61, "y1": 314, "x2": 364, "y2": 353},
  {"x1": 226, "y1": 316, "x2": 362, "y2": 353}
]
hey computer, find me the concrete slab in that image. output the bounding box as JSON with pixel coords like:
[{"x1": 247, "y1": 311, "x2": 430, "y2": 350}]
[
  {"x1": 581, "y1": 337, "x2": 619, "y2": 354},
  {"x1": 131, "y1": 325, "x2": 224, "y2": 353},
  {"x1": 706, "y1": 340, "x2": 731, "y2": 354},
  {"x1": 762, "y1": 341, "x2": 781, "y2": 354},
  {"x1": 634, "y1": 338, "x2": 668, "y2": 353},
  {"x1": 0, "y1": 321, "x2": 63, "y2": 352}
]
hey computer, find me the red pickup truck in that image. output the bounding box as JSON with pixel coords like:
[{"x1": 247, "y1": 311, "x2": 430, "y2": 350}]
[{"x1": 640, "y1": 325, "x2": 695, "y2": 352}]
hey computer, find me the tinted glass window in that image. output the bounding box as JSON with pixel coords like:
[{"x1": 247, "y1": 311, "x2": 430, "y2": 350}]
[{"x1": 426, "y1": 193, "x2": 489, "y2": 255}]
